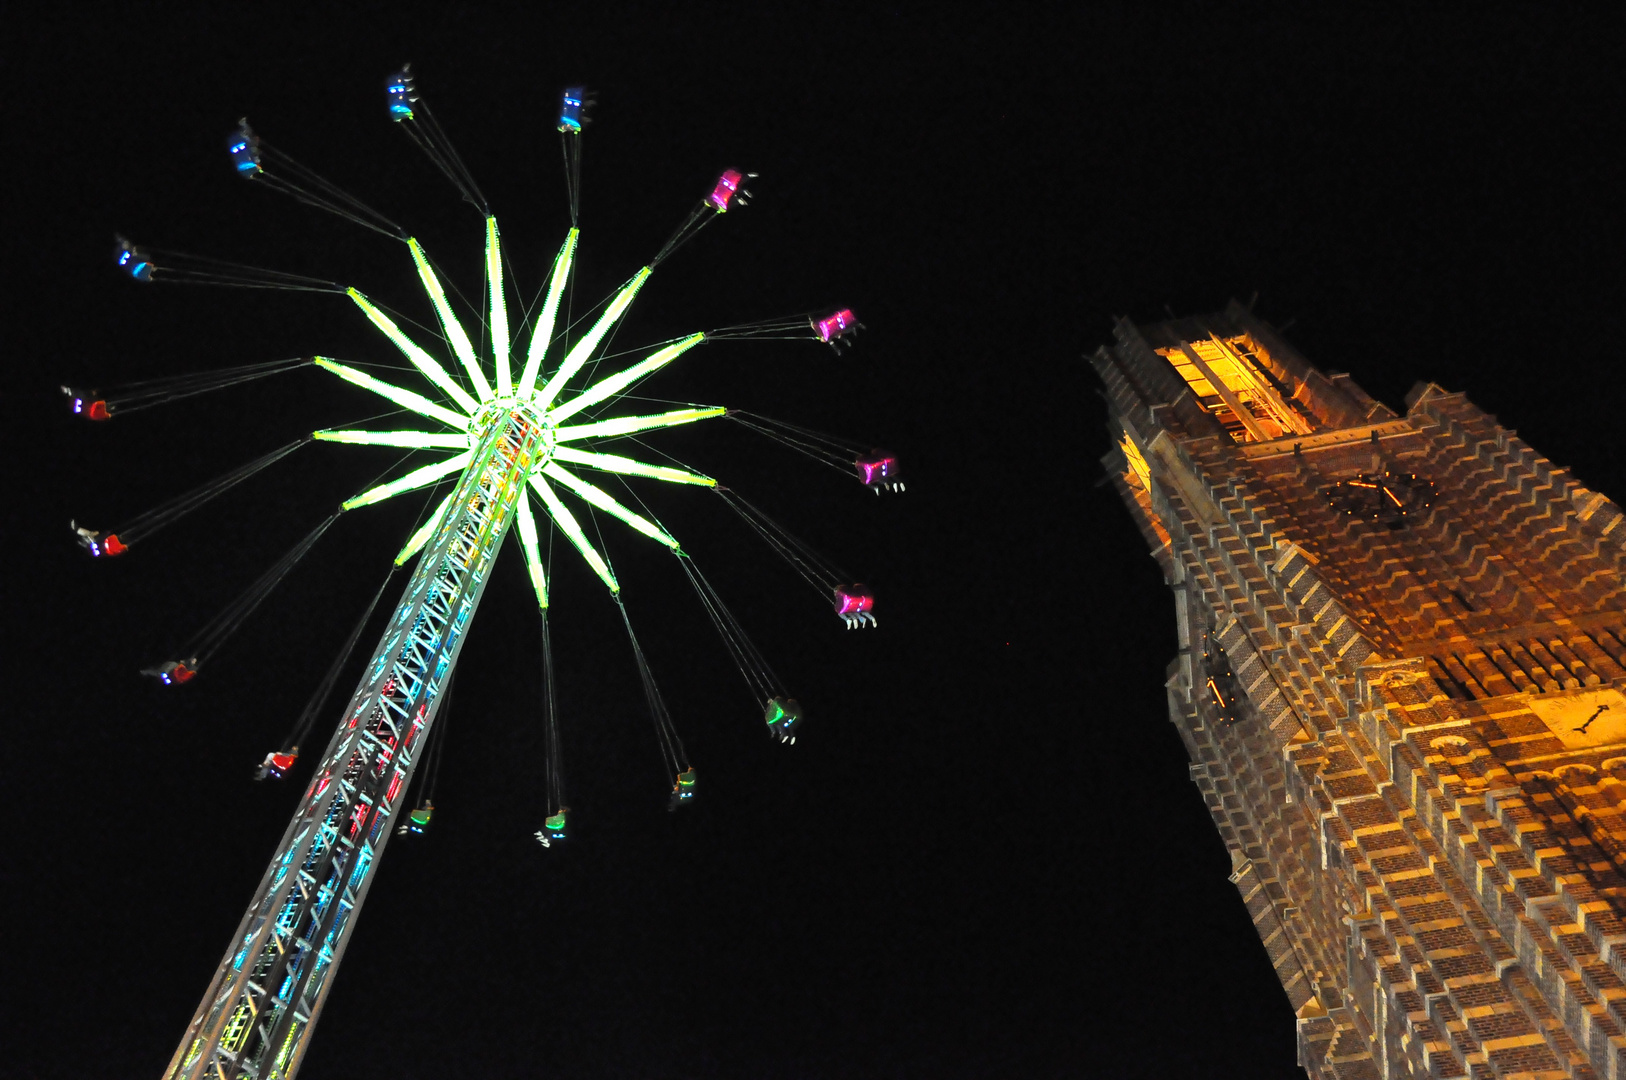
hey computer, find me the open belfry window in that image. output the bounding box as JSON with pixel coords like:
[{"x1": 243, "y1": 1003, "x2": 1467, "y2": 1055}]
[
  {"x1": 1116, "y1": 427, "x2": 1171, "y2": 546},
  {"x1": 1119, "y1": 431, "x2": 1152, "y2": 490},
  {"x1": 1158, "y1": 334, "x2": 1318, "y2": 443}
]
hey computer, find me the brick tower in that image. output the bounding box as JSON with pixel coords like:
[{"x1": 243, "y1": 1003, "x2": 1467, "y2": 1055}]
[{"x1": 1095, "y1": 304, "x2": 1626, "y2": 1079}]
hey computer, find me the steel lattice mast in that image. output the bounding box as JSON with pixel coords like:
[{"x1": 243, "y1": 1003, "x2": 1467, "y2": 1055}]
[
  {"x1": 97, "y1": 74, "x2": 886, "y2": 1080},
  {"x1": 152, "y1": 168, "x2": 722, "y2": 1080},
  {"x1": 165, "y1": 405, "x2": 547, "y2": 1079}
]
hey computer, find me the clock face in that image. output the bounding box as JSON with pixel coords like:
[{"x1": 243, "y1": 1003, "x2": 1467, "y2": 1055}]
[
  {"x1": 1527, "y1": 688, "x2": 1626, "y2": 750},
  {"x1": 1326, "y1": 470, "x2": 1436, "y2": 529}
]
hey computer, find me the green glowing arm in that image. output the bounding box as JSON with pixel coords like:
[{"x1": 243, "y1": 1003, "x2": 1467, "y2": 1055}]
[
  {"x1": 533, "y1": 267, "x2": 653, "y2": 409},
  {"x1": 313, "y1": 357, "x2": 470, "y2": 430},
  {"x1": 551, "y1": 445, "x2": 716, "y2": 487},
  {"x1": 486, "y1": 216, "x2": 512, "y2": 397},
  {"x1": 394, "y1": 491, "x2": 455, "y2": 566},
  {"x1": 315, "y1": 429, "x2": 468, "y2": 449},
  {"x1": 344, "y1": 452, "x2": 473, "y2": 510},
  {"x1": 514, "y1": 492, "x2": 549, "y2": 609},
  {"x1": 517, "y1": 229, "x2": 579, "y2": 398},
  {"x1": 547, "y1": 333, "x2": 705, "y2": 424},
  {"x1": 555, "y1": 406, "x2": 725, "y2": 443},
  {"x1": 346, "y1": 288, "x2": 480, "y2": 414},
  {"x1": 528, "y1": 475, "x2": 618, "y2": 592},
  {"x1": 542, "y1": 463, "x2": 679, "y2": 549},
  {"x1": 407, "y1": 239, "x2": 490, "y2": 404}
]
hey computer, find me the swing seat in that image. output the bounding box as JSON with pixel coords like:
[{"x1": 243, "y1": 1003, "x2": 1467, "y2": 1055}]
[
  {"x1": 854, "y1": 450, "x2": 900, "y2": 489},
  {"x1": 764, "y1": 697, "x2": 803, "y2": 737},
  {"x1": 227, "y1": 122, "x2": 261, "y2": 176},
  {"x1": 813, "y1": 308, "x2": 859, "y2": 343},
  {"x1": 558, "y1": 87, "x2": 585, "y2": 132},
  {"x1": 707, "y1": 169, "x2": 744, "y2": 212},
  {"x1": 387, "y1": 70, "x2": 416, "y2": 120},
  {"x1": 669, "y1": 769, "x2": 697, "y2": 811}
]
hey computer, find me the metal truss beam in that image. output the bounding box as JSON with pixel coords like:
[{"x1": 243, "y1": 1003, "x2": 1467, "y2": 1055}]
[{"x1": 163, "y1": 406, "x2": 547, "y2": 1080}]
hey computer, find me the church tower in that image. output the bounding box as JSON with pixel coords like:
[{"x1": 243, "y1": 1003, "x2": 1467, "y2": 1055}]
[{"x1": 1096, "y1": 303, "x2": 1626, "y2": 1079}]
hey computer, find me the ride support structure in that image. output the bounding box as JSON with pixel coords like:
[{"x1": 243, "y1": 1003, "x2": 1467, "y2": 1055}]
[
  {"x1": 80, "y1": 73, "x2": 901, "y2": 1080},
  {"x1": 164, "y1": 403, "x2": 549, "y2": 1080}
]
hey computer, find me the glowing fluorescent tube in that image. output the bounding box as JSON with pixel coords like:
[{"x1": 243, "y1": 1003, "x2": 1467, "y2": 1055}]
[
  {"x1": 529, "y1": 475, "x2": 618, "y2": 591},
  {"x1": 555, "y1": 406, "x2": 725, "y2": 443},
  {"x1": 313, "y1": 357, "x2": 470, "y2": 430},
  {"x1": 515, "y1": 494, "x2": 549, "y2": 609},
  {"x1": 546, "y1": 333, "x2": 706, "y2": 424},
  {"x1": 551, "y1": 445, "x2": 715, "y2": 487},
  {"x1": 517, "y1": 229, "x2": 579, "y2": 398},
  {"x1": 534, "y1": 267, "x2": 652, "y2": 409},
  {"x1": 344, "y1": 451, "x2": 473, "y2": 510},
  {"x1": 487, "y1": 216, "x2": 511, "y2": 397},
  {"x1": 315, "y1": 429, "x2": 468, "y2": 449},
  {"x1": 543, "y1": 463, "x2": 679, "y2": 549},
  {"x1": 394, "y1": 491, "x2": 455, "y2": 566},
  {"x1": 347, "y1": 287, "x2": 479, "y2": 414},
  {"x1": 407, "y1": 238, "x2": 491, "y2": 404}
]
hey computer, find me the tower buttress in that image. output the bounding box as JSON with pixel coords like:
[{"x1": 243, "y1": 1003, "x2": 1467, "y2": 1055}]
[{"x1": 1097, "y1": 305, "x2": 1626, "y2": 1079}]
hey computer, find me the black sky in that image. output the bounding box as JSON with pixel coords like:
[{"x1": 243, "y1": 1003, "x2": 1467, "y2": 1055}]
[{"x1": 8, "y1": 7, "x2": 1626, "y2": 1079}]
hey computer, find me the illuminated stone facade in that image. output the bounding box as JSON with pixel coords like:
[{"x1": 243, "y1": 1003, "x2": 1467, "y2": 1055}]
[{"x1": 1096, "y1": 304, "x2": 1626, "y2": 1079}]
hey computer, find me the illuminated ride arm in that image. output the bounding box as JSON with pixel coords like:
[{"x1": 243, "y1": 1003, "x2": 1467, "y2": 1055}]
[
  {"x1": 407, "y1": 238, "x2": 490, "y2": 403},
  {"x1": 554, "y1": 407, "x2": 725, "y2": 443},
  {"x1": 514, "y1": 494, "x2": 549, "y2": 610},
  {"x1": 314, "y1": 429, "x2": 468, "y2": 449},
  {"x1": 541, "y1": 463, "x2": 679, "y2": 550},
  {"x1": 517, "y1": 229, "x2": 579, "y2": 398},
  {"x1": 393, "y1": 491, "x2": 456, "y2": 566},
  {"x1": 527, "y1": 474, "x2": 618, "y2": 592},
  {"x1": 550, "y1": 446, "x2": 715, "y2": 487},
  {"x1": 486, "y1": 216, "x2": 512, "y2": 397},
  {"x1": 545, "y1": 333, "x2": 706, "y2": 425},
  {"x1": 533, "y1": 268, "x2": 653, "y2": 410},
  {"x1": 343, "y1": 453, "x2": 474, "y2": 510},
  {"x1": 345, "y1": 290, "x2": 479, "y2": 415},
  {"x1": 312, "y1": 358, "x2": 470, "y2": 431}
]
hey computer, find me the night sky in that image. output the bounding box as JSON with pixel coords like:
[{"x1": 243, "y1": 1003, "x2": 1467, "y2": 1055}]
[{"x1": 10, "y1": 9, "x2": 1626, "y2": 1078}]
